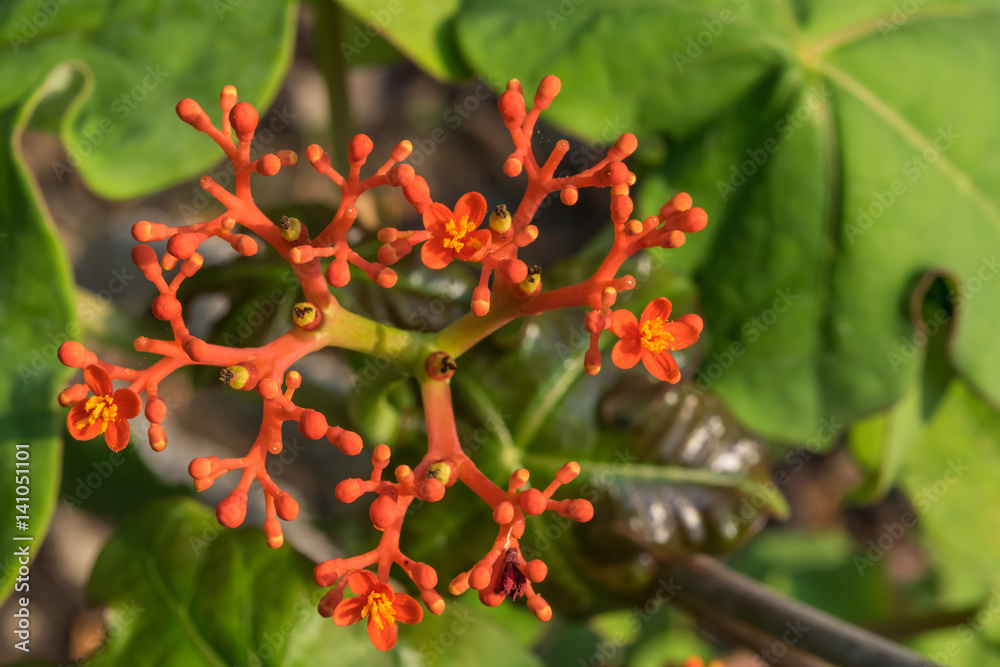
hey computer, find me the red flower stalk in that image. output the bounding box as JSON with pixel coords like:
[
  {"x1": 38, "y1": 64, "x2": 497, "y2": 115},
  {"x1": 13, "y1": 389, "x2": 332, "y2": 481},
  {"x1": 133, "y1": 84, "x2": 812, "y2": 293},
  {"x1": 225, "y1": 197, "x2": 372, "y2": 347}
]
[
  {"x1": 332, "y1": 570, "x2": 422, "y2": 651},
  {"x1": 66, "y1": 365, "x2": 140, "y2": 451},
  {"x1": 611, "y1": 297, "x2": 703, "y2": 383}
]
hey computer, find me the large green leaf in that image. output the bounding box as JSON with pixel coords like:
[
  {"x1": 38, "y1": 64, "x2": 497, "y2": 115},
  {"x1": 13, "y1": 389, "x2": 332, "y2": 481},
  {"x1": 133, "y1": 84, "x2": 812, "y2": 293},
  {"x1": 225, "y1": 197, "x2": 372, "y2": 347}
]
[
  {"x1": 0, "y1": 0, "x2": 296, "y2": 198},
  {"x1": 0, "y1": 94, "x2": 74, "y2": 602},
  {"x1": 448, "y1": 0, "x2": 1000, "y2": 442},
  {"x1": 14, "y1": 498, "x2": 540, "y2": 666},
  {"x1": 334, "y1": 0, "x2": 471, "y2": 79}
]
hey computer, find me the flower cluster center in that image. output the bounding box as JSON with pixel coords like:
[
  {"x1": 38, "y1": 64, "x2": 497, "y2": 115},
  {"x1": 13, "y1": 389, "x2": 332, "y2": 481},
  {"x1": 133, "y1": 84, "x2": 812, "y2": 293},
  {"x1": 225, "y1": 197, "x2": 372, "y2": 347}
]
[
  {"x1": 76, "y1": 394, "x2": 117, "y2": 433},
  {"x1": 443, "y1": 215, "x2": 475, "y2": 252},
  {"x1": 640, "y1": 318, "x2": 674, "y2": 353},
  {"x1": 362, "y1": 592, "x2": 395, "y2": 629}
]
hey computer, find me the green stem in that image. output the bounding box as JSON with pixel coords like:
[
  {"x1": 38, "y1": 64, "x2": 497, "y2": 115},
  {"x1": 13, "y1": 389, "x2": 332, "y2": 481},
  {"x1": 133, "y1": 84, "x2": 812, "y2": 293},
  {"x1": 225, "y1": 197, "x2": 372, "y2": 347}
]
[
  {"x1": 522, "y1": 454, "x2": 760, "y2": 490},
  {"x1": 311, "y1": 0, "x2": 353, "y2": 174},
  {"x1": 323, "y1": 303, "x2": 431, "y2": 372}
]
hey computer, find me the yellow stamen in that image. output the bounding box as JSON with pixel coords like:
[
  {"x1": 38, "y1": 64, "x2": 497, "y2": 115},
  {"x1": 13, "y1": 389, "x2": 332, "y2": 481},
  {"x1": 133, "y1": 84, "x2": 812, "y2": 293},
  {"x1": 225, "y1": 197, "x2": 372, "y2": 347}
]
[
  {"x1": 361, "y1": 592, "x2": 395, "y2": 629},
  {"x1": 640, "y1": 318, "x2": 675, "y2": 353},
  {"x1": 74, "y1": 394, "x2": 117, "y2": 434},
  {"x1": 442, "y1": 215, "x2": 477, "y2": 252}
]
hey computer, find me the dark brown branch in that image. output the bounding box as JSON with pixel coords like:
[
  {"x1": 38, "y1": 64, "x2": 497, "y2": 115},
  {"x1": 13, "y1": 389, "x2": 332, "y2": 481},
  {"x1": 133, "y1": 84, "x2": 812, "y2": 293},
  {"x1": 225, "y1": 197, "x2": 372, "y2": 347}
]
[{"x1": 664, "y1": 554, "x2": 939, "y2": 667}]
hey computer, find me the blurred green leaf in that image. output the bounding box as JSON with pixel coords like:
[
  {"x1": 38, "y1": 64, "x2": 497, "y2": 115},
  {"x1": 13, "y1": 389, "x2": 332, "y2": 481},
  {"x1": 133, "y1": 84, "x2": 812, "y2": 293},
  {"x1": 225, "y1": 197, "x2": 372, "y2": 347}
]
[
  {"x1": 0, "y1": 93, "x2": 74, "y2": 603},
  {"x1": 59, "y1": 432, "x2": 193, "y2": 520},
  {"x1": 0, "y1": 0, "x2": 296, "y2": 198},
  {"x1": 901, "y1": 380, "x2": 1000, "y2": 610},
  {"x1": 449, "y1": 0, "x2": 1000, "y2": 442},
  {"x1": 849, "y1": 275, "x2": 956, "y2": 502},
  {"x1": 334, "y1": 0, "x2": 472, "y2": 79}
]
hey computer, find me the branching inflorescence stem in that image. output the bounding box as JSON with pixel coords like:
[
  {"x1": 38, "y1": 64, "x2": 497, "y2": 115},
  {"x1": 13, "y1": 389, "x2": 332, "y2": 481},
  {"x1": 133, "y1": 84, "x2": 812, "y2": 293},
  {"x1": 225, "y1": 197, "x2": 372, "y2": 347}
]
[{"x1": 58, "y1": 75, "x2": 707, "y2": 651}]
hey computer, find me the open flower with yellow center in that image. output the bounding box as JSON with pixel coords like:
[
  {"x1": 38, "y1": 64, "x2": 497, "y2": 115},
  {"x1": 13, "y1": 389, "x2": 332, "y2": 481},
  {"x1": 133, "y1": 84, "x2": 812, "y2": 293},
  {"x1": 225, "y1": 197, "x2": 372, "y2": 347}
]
[
  {"x1": 332, "y1": 569, "x2": 423, "y2": 651},
  {"x1": 610, "y1": 297, "x2": 702, "y2": 383},
  {"x1": 421, "y1": 192, "x2": 492, "y2": 268},
  {"x1": 67, "y1": 365, "x2": 141, "y2": 451}
]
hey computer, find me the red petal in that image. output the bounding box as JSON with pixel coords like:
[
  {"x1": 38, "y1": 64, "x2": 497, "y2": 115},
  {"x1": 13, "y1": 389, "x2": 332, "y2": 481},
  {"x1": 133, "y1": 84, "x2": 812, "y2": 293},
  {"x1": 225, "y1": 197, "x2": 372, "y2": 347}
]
[
  {"x1": 393, "y1": 593, "x2": 423, "y2": 625},
  {"x1": 664, "y1": 321, "x2": 700, "y2": 351},
  {"x1": 641, "y1": 297, "x2": 672, "y2": 325},
  {"x1": 454, "y1": 191, "x2": 487, "y2": 225},
  {"x1": 348, "y1": 569, "x2": 377, "y2": 596},
  {"x1": 641, "y1": 349, "x2": 680, "y2": 383},
  {"x1": 420, "y1": 238, "x2": 453, "y2": 269},
  {"x1": 610, "y1": 309, "x2": 639, "y2": 339},
  {"x1": 676, "y1": 313, "x2": 703, "y2": 335},
  {"x1": 113, "y1": 388, "x2": 141, "y2": 419},
  {"x1": 332, "y1": 596, "x2": 366, "y2": 626},
  {"x1": 611, "y1": 338, "x2": 641, "y2": 370},
  {"x1": 84, "y1": 364, "x2": 113, "y2": 395},
  {"x1": 367, "y1": 615, "x2": 399, "y2": 651},
  {"x1": 457, "y1": 229, "x2": 492, "y2": 262},
  {"x1": 67, "y1": 402, "x2": 102, "y2": 441},
  {"x1": 103, "y1": 419, "x2": 131, "y2": 451},
  {"x1": 422, "y1": 203, "x2": 453, "y2": 236}
]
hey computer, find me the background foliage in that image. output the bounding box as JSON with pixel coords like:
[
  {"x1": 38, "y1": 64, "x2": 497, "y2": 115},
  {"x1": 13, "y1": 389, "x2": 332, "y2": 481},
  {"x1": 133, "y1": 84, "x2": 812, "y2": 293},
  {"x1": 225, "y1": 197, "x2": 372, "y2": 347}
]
[{"x1": 2, "y1": 0, "x2": 999, "y2": 665}]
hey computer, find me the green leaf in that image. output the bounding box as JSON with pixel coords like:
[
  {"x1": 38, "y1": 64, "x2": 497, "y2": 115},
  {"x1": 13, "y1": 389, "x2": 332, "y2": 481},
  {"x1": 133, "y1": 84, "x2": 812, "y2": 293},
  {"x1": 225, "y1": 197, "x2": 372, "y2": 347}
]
[
  {"x1": 452, "y1": 0, "x2": 1000, "y2": 441},
  {"x1": 901, "y1": 380, "x2": 1000, "y2": 610},
  {"x1": 334, "y1": 0, "x2": 472, "y2": 80},
  {"x1": 1, "y1": 0, "x2": 296, "y2": 199},
  {"x1": 848, "y1": 275, "x2": 955, "y2": 501},
  {"x1": 0, "y1": 93, "x2": 74, "y2": 602},
  {"x1": 59, "y1": 432, "x2": 194, "y2": 520}
]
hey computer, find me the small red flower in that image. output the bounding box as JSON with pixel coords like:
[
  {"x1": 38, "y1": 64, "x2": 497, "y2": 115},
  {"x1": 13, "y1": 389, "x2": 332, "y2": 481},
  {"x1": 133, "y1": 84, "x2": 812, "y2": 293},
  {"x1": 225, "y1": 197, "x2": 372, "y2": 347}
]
[
  {"x1": 332, "y1": 569, "x2": 423, "y2": 651},
  {"x1": 421, "y1": 192, "x2": 491, "y2": 268},
  {"x1": 611, "y1": 298, "x2": 700, "y2": 383},
  {"x1": 67, "y1": 365, "x2": 141, "y2": 451}
]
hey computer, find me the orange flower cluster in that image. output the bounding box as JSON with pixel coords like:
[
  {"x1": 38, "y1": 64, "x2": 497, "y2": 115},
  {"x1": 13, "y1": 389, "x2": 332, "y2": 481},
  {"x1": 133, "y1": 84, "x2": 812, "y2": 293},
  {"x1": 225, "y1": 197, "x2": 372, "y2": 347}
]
[{"x1": 57, "y1": 75, "x2": 706, "y2": 651}]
